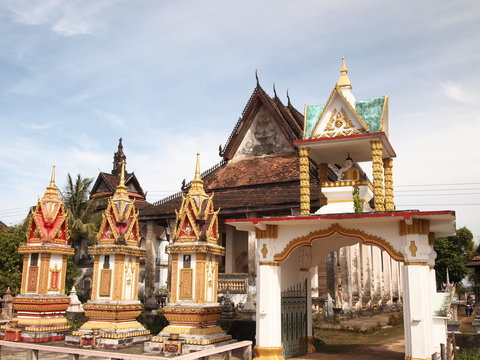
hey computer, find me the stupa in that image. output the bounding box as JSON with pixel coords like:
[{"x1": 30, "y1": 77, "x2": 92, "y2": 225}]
[
  {"x1": 66, "y1": 161, "x2": 150, "y2": 349},
  {"x1": 145, "y1": 154, "x2": 232, "y2": 354},
  {"x1": 0, "y1": 167, "x2": 74, "y2": 342}
]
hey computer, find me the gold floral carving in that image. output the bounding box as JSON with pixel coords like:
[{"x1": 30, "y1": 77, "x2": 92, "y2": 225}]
[
  {"x1": 133, "y1": 261, "x2": 140, "y2": 300},
  {"x1": 170, "y1": 255, "x2": 178, "y2": 303},
  {"x1": 27, "y1": 266, "x2": 38, "y2": 293},
  {"x1": 274, "y1": 223, "x2": 404, "y2": 262},
  {"x1": 256, "y1": 225, "x2": 278, "y2": 239},
  {"x1": 399, "y1": 219, "x2": 430, "y2": 235},
  {"x1": 18, "y1": 245, "x2": 74, "y2": 255},
  {"x1": 299, "y1": 147, "x2": 310, "y2": 215},
  {"x1": 371, "y1": 141, "x2": 385, "y2": 211},
  {"x1": 261, "y1": 244, "x2": 268, "y2": 259},
  {"x1": 99, "y1": 269, "x2": 112, "y2": 297},
  {"x1": 21, "y1": 256, "x2": 28, "y2": 294},
  {"x1": 383, "y1": 158, "x2": 394, "y2": 211},
  {"x1": 253, "y1": 346, "x2": 285, "y2": 360},
  {"x1": 166, "y1": 243, "x2": 225, "y2": 256},
  {"x1": 59, "y1": 255, "x2": 67, "y2": 294},
  {"x1": 409, "y1": 241, "x2": 418, "y2": 257},
  {"x1": 195, "y1": 255, "x2": 206, "y2": 303},
  {"x1": 91, "y1": 256, "x2": 100, "y2": 300},
  {"x1": 113, "y1": 255, "x2": 125, "y2": 301},
  {"x1": 38, "y1": 253, "x2": 51, "y2": 295},
  {"x1": 88, "y1": 245, "x2": 145, "y2": 257},
  {"x1": 179, "y1": 268, "x2": 193, "y2": 300}
]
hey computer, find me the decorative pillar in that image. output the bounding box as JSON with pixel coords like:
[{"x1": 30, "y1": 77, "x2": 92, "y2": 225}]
[
  {"x1": 8, "y1": 167, "x2": 74, "y2": 343},
  {"x1": 400, "y1": 219, "x2": 435, "y2": 360},
  {"x1": 371, "y1": 141, "x2": 385, "y2": 211},
  {"x1": 145, "y1": 154, "x2": 231, "y2": 354},
  {"x1": 66, "y1": 161, "x2": 149, "y2": 348},
  {"x1": 299, "y1": 147, "x2": 311, "y2": 215},
  {"x1": 255, "y1": 263, "x2": 283, "y2": 360},
  {"x1": 145, "y1": 220, "x2": 157, "y2": 309},
  {"x1": 383, "y1": 158, "x2": 395, "y2": 211}
]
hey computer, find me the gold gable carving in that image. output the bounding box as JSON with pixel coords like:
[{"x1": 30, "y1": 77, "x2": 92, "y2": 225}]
[{"x1": 274, "y1": 223, "x2": 404, "y2": 262}]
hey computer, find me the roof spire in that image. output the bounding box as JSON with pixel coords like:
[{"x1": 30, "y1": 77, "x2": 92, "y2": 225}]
[
  {"x1": 114, "y1": 160, "x2": 128, "y2": 197},
  {"x1": 112, "y1": 137, "x2": 127, "y2": 175},
  {"x1": 188, "y1": 153, "x2": 207, "y2": 197},
  {"x1": 44, "y1": 165, "x2": 59, "y2": 197},
  {"x1": 286, "y1": 89, "x2": 292, "y2": 106},
  {"x1": 336, "y1": 56, "x2": 352, "y2": 89},
  {"x1": 273, "y1": 83, "x2": 278, "y2": 98},
  {"x1": 255, "y1": 69, "x2": 260, "y2": 87}
]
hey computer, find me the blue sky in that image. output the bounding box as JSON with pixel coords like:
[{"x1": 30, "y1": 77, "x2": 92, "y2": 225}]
[{"x1": 0, "y1": 0, "x2": 479, "y2": 241}]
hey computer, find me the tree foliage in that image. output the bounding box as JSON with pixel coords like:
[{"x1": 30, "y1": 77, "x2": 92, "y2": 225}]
[
  {"x1": 0, "y1": 221, "x2": 27, "y2": 295},
  {"x1": 61, "y1": 174, "x2": 99, "y2": 262},
  {"x1": 434, "y1": 227, "x2": 475, "y2": 287}
]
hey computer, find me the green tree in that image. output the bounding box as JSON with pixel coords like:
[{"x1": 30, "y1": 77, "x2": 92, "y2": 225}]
[
  {"x1": 434, "y1": 227, "x2": 475, "y2": 287},
  {"x1": 0, "y1": 221, "x2": 27, "y2": 295},
  {"x1": 61, "y1": 174, "x2": 98, "y2": 263}
]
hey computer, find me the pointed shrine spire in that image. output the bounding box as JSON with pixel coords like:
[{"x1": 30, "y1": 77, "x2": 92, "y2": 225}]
[
  {"x1": 188, "y1": 153, "x2": 207, "y2": 197},
  {"x1": 44, "y1": 165, "x2": 59, "y2": 198},
  {"x1": 114, "y1": 160, "x2": 128, "y2": 197},
  {"x1": 337, "y1": 56, "x2": 352, "y2": 89}
]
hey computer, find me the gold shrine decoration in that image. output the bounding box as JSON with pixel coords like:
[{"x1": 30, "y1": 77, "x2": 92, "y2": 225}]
[
  {"x1": 399, "y1": 219, "x2": 430, "y2": 235},
  {"x1": 99, "y1": 269, "x2": 112, "y2": 297},
  {"x1": 255, "y1": 225, "x2": 278, "y2": 239},
  {"x1": 170, "y1": 254, "x2": 178, "y2": 303},
  {"x1": 371, "y1": 141, "x2": 385, "y2": 211},
  {"x1": 409, "y1": 241, "x2": 418, "y2": 257},
  {"x1": 179, "y1": 268, "x2": 193, "y2": 300},
  {"x1": 196, "y1": 253, "x2": 206, "y2": 303},
  {"x1": 274, "y1": 223, "x2": 404, "y2": 262},
  {"x1": 383, "y1": 158, "x2": 394, "y2": 211},
  {"x1": 299, "y1": 147, "x2": 310, "y2": 215}
]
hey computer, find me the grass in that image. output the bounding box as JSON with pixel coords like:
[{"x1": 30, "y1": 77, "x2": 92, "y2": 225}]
[{"x1": 314, "y1": 325, "x2": 404, "y2": 353}]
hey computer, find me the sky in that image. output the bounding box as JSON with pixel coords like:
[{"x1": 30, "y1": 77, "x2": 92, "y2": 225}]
[{"x1": 0, "y1": 0, "x2": 479, "y2": 241}]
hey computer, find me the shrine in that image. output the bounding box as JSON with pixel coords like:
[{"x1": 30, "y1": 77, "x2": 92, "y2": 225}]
[
  {"x1": 226, "y1": 59, "x2": 456, "y2": 360},
  {"x1": 144, "y1": 154, "x2": 233, "y2": 354},
  {"x1": 0, "y1": 167, "x2": 74, "y2": 343},
  {"x1": 65, "y1": 161, "x2": 150, "y2": 349}
]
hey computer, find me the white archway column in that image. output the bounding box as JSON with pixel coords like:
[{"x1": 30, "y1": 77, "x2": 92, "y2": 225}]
[
  {"x1": 254, "y1": 225, "x2": 285, "y2": 360},
  {"x1": 255, "y1": 262, "x2": 284, "y2": 360},
  {"x1": 400, "y1": 219, "x2": 435, "y2": 360}
]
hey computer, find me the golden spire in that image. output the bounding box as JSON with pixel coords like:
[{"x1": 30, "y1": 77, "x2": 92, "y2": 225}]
[
  {"x1": 114, "y1": 160, "x2": 128, "y2": 197},
  {"x1": 336, "y1": 56, "x2": 352, "y2": 88},
  {"x1": 188, "y1": 153, "x2": 207, "y2": 197},
  {"x1": 44, "y1": 165, "x2": 59, "y2": 197}
]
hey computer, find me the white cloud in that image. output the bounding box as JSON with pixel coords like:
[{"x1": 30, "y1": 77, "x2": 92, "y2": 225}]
[
  {"x1": 2, "y1": 0, "x2": 113, "y2": 36},
  {"x1": 440, "y1": 81, "x2": 478, "y2": 104}
]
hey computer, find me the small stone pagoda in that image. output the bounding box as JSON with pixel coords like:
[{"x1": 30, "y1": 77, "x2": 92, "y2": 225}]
[
  {"x1": 0, "y1": 167, "x2": 74, "y2": 342},
  {"x1": 145, "y1": 154, "x2": 232, "y2": 354},
  {"x1": 66, "y1": 162, "x2": 149, "y2": 349}
]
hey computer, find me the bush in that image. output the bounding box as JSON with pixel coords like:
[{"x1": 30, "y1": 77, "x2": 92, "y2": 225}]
[
  {"x1": 457, "y1": 351, "x2": 480, "y2": 360},
  {"x1": 136, "y1": 311, "x2": 168, "y2": 334}
]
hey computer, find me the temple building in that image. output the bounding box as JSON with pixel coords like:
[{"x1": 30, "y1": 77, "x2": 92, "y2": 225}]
[
  {"x1": 66, "y1": 161, "x2": 150, "y2": 348},
  {"x1": 139, "y1": 60, "x2": 403, "y2": 315},
  {"x1": 0, "y1": 168, "x2": 74, "y2": 342}
]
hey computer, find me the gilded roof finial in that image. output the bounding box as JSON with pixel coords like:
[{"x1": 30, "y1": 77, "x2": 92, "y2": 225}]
[
  {"x1": 188, "y1": 153, "x2": 207, "y2": 197},
  {"x1": 337, "y1": 56, "x2": 352, "y2": 89},
  {"x1": 114, "y1": 160, "x2": 128, "y2": 197},
  {"x1": 44, "y1": 165, "x2": 59, "y2": 197}
]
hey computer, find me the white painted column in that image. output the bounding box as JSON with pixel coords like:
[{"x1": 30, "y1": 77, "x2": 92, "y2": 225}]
[
  {"x1": 403, "y1": 263, "x2": 433, "y2": 359},
  {"x1": 310, "y1": 266, "x2": 319, "y2": 298},
  {"x1": 225, "y1": 226, "x2": 234, "y2": 273},
  {"x1": 255, "y1": 263, "x2": 283, "y2": 359}
]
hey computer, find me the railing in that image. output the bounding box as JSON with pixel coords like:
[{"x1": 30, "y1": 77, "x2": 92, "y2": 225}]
[
  {"x1": 0, "y1": 339, "x2": 252, "y2": 360},
  {"x1": 218, "y1": 273, "x2": 248, "y2": 294}
]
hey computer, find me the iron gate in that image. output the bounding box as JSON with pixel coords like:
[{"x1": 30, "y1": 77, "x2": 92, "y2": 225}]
[{"x1": 281, "y1": 279, "x2": 308, "y2": 358}]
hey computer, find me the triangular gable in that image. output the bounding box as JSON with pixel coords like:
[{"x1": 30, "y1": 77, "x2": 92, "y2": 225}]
[
  {"x1": 355, "y1": 96, "x2": 387, "y2": 133},
  {"x1": 234, "y1": 104, "x2": 294, "y2": 159},
  {"x1": 91, "y1": 173, "x2": 115, "y2": 195},
  {"x1": 223, "y1": 86, "x2": 299, "y2": 160},
  {"x1": 308, "y1": 87, "x2": 370, "y2": 139}
]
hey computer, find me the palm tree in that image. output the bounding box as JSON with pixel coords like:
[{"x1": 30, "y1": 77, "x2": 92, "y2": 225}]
[{"x1": 61, "y1": 174, "x2": 98, "y2": 263}]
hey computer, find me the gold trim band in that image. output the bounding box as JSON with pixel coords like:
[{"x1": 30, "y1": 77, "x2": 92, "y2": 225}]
[
  {"x1": 254, "y1": 346, "x2": 285, "y2": 360},
  {"x1": 259, "y1": 262, "x2": 279, "y2": 266}
]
